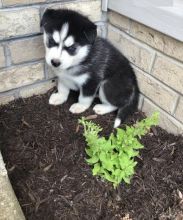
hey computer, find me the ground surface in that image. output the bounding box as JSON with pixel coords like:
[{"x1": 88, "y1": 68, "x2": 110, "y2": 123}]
[{"x1": 0, "y1": 90, "x2": 183, "y2": 220}]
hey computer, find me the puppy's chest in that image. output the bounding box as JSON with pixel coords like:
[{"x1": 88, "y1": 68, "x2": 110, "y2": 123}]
[{"x1": 58, "y1": 71, "x2": 89, "y2": 90}]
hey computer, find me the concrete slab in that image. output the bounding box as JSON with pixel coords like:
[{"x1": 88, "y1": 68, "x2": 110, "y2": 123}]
[{"x1": 0, "y1": 152, "x2": 25, "y2": 220}]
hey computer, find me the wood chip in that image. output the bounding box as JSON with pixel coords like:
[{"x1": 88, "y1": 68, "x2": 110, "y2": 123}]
[
  {"x1": 43, "y1": 164, "x2": 52, "y2": 172},
  {"x1": 28, "y1": 192, "x2": 36, "y2": 203},
  {"x1": 151, "y1": 126, "x2": 158, "y2": 136},
  {"x1": 178, "y1": 189, "x2": 183, "y2": 199},
  {"x1": 59, "y1": 195, "x2": 73, "y2": 207},
  {"x1": 21, "y1": 117, "x2": 31, "y2": 128},
  {"x1": 60, "y1": 175, "x2": 68, "y2": 183},
  {"x1": 170, "y1": 146, "x2": 175, "y2": 155},
  {"x1": 75, "y1": 125, "x2": 80, "y2": 133},
  {"x1": 35, "y1": 197, "x2": 49, "y2": 213},
  {"x1": 8, "y1": 165, "x2": 16, "y2": 172},
  {"x1": 85, "y1": 114, "x2": 98, "y2": 120},
  {"x1": 121, "y1": 214, "x2": 132, "y2": 220},
  {"x1": 152, "y1": 158, "x2": 165, "y2": 162},
  {"x1": 59, "y1": 123, "x2": 63, "y2": 129},
  {"x1": 169, "y1": 142, "x2": 176, "y2": 146}
]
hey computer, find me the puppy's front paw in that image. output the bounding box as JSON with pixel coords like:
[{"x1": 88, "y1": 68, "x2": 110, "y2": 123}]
[
  {"x1": 69, "y1": 103, "x2": 89, "y2": 114},
  {"x1": 49, "y1": 93, "x2": 66, "y2": 105}
]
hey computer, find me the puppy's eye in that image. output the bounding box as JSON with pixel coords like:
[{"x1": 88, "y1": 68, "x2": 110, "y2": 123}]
[
  {"x1": 48, "y1": 38, "x2": 59, "y2": 48},
  {"x1": 66, "y1": 44, "x2": 77, "y2": 54}
]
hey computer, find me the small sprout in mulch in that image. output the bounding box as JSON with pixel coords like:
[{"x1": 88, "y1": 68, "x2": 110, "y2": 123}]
[{"x1": 79, "y1": 112, "x2": 159, "y2": 188}]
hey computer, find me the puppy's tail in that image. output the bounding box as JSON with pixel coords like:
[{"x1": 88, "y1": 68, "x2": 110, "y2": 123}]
[{"x1": 114, "y1": 86, "x2": 139, "y2": 128}]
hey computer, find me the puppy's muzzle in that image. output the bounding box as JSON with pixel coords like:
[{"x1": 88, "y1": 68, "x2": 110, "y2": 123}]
[{"x1": 51, "y1": 59, "x2": 61, "y2": 67}]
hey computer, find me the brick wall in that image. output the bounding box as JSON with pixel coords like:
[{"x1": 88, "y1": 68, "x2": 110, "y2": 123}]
[
  {"x1": 108, "y1": 10, "x2": 183, "y2": 135},
  {"x1": 0, "y1": 0, "x2": 102, "y2": 104}
]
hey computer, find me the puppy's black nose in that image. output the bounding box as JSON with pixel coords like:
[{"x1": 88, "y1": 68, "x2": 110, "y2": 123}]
[{"x1": 51, "y1": 59, "x2": 61, "y2": 67}]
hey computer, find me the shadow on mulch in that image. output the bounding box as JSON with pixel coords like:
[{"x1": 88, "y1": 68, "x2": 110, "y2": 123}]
[{"x1": 0, "y1": 89, "x2": 183, "y2": 220}]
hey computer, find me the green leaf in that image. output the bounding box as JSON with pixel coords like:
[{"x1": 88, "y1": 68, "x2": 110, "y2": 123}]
[
  {"x1": 116, "y1": 128, "x2": 125, "y2": 140},
  {"x1": 113, "y1": 182, "x2": 118, "y2": 188},
  {"x1": 119, "y1": 154, "x2": 131, "y2": 169},
  {"x1": 109, "y1": 133, "x2": 116, "y2": 143},
  {"x1": 126, "y1": 126, "x2": 135, "y2": 136},
  {"x1": 110, "y1": 153, "x2": 118, "y2": 161},
  {"x1": 86, "y1": 156, "x2": 99, "y2": 164},
  {"x1": 132, "y1": 139, "x2": 144, "y2": 149},
  {"x1": 79, "y1": 111, "x2": 159, "y2": 188},
  {"x1": 102, "y1": 170, "x2": 115, "y2": 183},
  {"x1": 97, "y1": 137, "x2": 109, "y2": 150},
  {"x1": 123, "y1": 176, "x2": 131, "y2": 184},
  {"x1": 119, "y1": 171, "x2": 125, "y2": 181},
  {"x1": 85, "y1": 148, "x2": 93, "y2": 157},
  {"x1": 124, "y1": 148, "x2": 139, "y2": 158},
  {"x1": 104, "y1": 140, "x2": 114, "y2": 151},
  {"x1": 125, "y1": 165, "x2": 135, "y2": 176},
  {"x1": 102, "y1": 161, "x2": 114, "y2": 171},
  {"x1": 99, "y1": 152, "x2": 114, "y2": 171},
  {"x1": 92, "y1": 163, "x2": 101, "y2": 175},
  {"x1": 114, "y1": 169, "x2": 121, "y2": 177}
]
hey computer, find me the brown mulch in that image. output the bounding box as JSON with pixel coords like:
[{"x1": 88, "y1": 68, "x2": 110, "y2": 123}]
[{"x1": 0, "y1": 89, "x2": 183, "y2": 220}]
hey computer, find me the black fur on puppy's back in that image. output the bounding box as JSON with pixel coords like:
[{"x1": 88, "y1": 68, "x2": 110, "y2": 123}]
[{"x1": 82, "y1": 37, "x2": 139, "y2": 125}]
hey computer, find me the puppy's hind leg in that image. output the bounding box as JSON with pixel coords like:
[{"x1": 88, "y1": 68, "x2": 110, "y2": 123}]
[
  {"x1": 93, "y1": 104, "x2": 117, "y2": 115},
  {"x1": 114, "y1": 87, "x2": 139, "y2": 128},
  {"x1": 93, "y1": 81, "x2": 117, "y2": 115}
]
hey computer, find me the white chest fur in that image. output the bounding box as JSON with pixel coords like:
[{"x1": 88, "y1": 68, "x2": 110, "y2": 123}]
[{"x1": 54, "y1": 67, "x2": 89, "y2": 91}]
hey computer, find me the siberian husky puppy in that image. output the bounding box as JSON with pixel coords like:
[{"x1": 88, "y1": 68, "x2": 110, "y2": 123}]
[{"x1": 41, "y1": 9, "x2": 139, "y2": 127}]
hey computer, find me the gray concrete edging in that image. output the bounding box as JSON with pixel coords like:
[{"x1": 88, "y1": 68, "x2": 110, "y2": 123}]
[{"x1": 0, "y1": 152, "x2": 25, "y2": 220}]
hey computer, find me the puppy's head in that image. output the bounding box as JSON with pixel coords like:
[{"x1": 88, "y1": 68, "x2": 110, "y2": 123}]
[{"x1": 41, "y1": 9, "x2": 97, "y2": 70}]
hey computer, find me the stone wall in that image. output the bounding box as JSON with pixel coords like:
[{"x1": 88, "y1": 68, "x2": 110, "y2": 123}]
[
  {"x1": 108, "y1": 10, "x2": 183, "y2": 135},
  {"x1": 0, "y1": 0, "x2": 102, "y2": 104}
]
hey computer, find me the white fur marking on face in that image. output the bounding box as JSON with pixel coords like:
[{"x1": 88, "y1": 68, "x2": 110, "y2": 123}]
[
  {"x1": 60, "y1": 23, "x2": 69, "y2": 40},
  {"x1": 64, "y1": 36, "x2": 74, "y2": 47},
  {"x1": 44, "y1": 26, "x2": 89, "y2": 70},
  {"x1": 53, "y1": 31, "x2": 60, "y2": 43},
  {"x1": 45, "y1": 46, "x2": 60, "y2": 66},
  {"x1": 60, "y1": 45, "x2": 89, "y2": 69}
]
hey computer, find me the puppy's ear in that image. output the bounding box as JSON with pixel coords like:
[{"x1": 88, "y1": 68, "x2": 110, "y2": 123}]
[
  {"x1": 40, "y1": 16, "x2": 44, "y2": 27},
  {"x1": 40, "y1": 10, "x2": 47, "y2": 27},
  {"x1": 40, "y1": 17, "x2": 44, "y2": 28},
  {"x1": 40, "y1": 9, "x2": 54, "y2": 28},
  {"x1": 83, "y1": 23, "x2": 97, "y2": 44}
]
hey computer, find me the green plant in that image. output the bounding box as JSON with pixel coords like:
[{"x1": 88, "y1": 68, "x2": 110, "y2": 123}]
[{"x1": 79, "y1": 112, "x2": 159, "y2": 188}]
